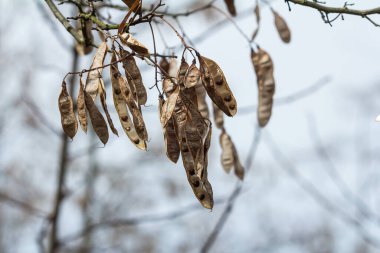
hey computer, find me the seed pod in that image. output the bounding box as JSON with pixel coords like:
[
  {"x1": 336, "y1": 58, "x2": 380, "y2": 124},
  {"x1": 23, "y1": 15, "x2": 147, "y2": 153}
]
[
  {"x1": 110, "y1": 52, "x2": 146, "y2": 150},
  {"x1": 168, "y1": 58, "x2": 178, "y2": 78},
  {"x1": 251, "y1": 48, "x2": 275, "y2": 127},
  {"x1": 180, "y1": 93, "x2": 208, "y2": 138},
  {"x1": 77, "y1": 78, "x2": 87, "y2": 133},
  {"x1": 119, "y1": 75, "x2": 148, "y2": 141},
  {"x1": 120, "y1": 33, "x2": 149, "y2": 56},
  {"x1": 119, "y1": 48, "x2": 147, "y2": 105},
  {"x1": 184, "y1": 61, "x2": 201, "y2": 88},
  {"x1": 232, "y1": 144, "x2": 244, "y2": 180},
  {"x1": 224, "y1": 0, "x2": 236, "y2": 16},
  {"x1": 98, "y1": 79, "x2": 119, "y2": 136},
  {"x1": 273, "y1": 10, "x2": 291, "y2": 43},
  {"x1": 159, "y1": 57, "x2": 170, "y2": 76},
  {"x1": 198, "y1": 55, "x2": 237, "y2": 117},
  {"x1": 84, "y1": 89, "x2": 109, "y2": 145},
  {"x1": 185, "y1": 123, "x2": 203, "y2": 165},
  {"x1": 220, "y1": 131, "x2": 234, "y2": 173},
  {"x1": 86, "y1": 42, "x2": 108, "y2": 101},
  {"x1": 177, "y1": 59, "x2": 189, "y2": 86},
  {"x1": 58, "y1": 81, "x2": 78, "y2": 139},
  {"x1": 212, "y1": 103, "x2": 224, "y2": 129},
  {"x1": 159, "y1": 97, "x2": 180, "y2": 163},
  {"x1": 195, "y1": 81, "x2": 210, "y2": 119},
  {"x1": 160, "y1": 86, "x2": 180, "y2": 128}
]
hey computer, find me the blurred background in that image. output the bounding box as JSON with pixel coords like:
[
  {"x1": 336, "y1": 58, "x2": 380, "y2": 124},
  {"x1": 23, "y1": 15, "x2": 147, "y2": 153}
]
[{"x1": 1, "y1": 0, "x2": 380, "y2": 252}]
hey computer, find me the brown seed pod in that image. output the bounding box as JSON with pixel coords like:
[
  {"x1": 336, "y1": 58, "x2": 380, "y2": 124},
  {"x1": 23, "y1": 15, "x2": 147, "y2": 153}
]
[
  {"x1": 198, "y1": 55, "x2": 237, "y2": 117},
  {"x1": 77, "y1": 78, "x2": 87, "y2": 133},
  {"x1": 212, "y1": 102, "x2": 224, "y2": 129},
  {"x1": 220, "y1": 131, "x2": 234, "y2": 173},
  {"x1": 184, "y1": 61, "x2": 201, "y2": 88},
  {"x1": 180, "y1": 93, "x2": 208, "y2": 138},
  {"x1": 273, "y1": 10, "x2": 291, "y2": 43},
  {"x1": 160, "y1": 86, "x2": 180, "y2": 128},
  {"x1": 84, "y1": 89, "x2": 109, "y2": 145},
  {"x1": 251, "y1": 48, "x2": 275, "y2": 127},
  {"x1": 119, "y1": 48, "x2": 147, "y2": 105},
  {"x1": 224, "y1": 0, "x2": 236, "y2": 16},
  {"x1": 119, "y1": 75, "x2": 148, "y2": 141},
  {"x1": 159, "y1": 57, "x2": 170, "y2": 76},
  {"x1": 110, "y1": 52, "x2": 146, "y2": 150},
  {"x1": 120, "y1": 33, "x2": 149, "y2": 56},
  {"x1": 159, "y1": 97, "x2": 180, "y2": 163},
  {"x1": 58, "y1": 81, "x2": 78, "y2": 139},
  {"x1": 195, "y1": 81, "x2": 210, "y2": 119},
  {"x1": 232, "y1": 144, "x2": 244, "y2": 180},
  {"x1": 177, "y1": 59, "x2": 189, "y2": 86},
  {"x1": 98, "y1": 79, "x2": 119, "y2": 136},
  {"x1": 85, "y1": 42, "x2": 108, "y2": 101}
]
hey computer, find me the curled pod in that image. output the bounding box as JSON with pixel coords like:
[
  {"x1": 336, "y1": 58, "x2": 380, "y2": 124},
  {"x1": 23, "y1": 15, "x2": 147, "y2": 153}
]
[
  {"x1": 159, "y1": 57, "x2": 170, "y2": 77},
  {"x1": 98, "y1": 79, "x2": 119, "y2": 136},
  {"x1": 184, "y1": 61, "x2": 201, "y2": 88},
  {"x1": 177, "y1": 59, "x2": 189, "y2": 86},
  {"x1": 110, "y1": 52, "x2": 146, "y2": 150},
  {"x1": 120, "y1": 33, "x2": 149, "y2": 56},
  {"x1": 232, "y1": 144, "x2": 244, "y2": 180},
  {"x1": 84, "y1": 90, "x2": 109, "y2": 145},
  {"x1": 58, "y1": 81, "x2": 78, "y2": 139},
  {"x1": 224, "y1": 0, "x2": 237, "y2": 16},
  {"x1": 212, "y1": 103, "x2": 224, "y2": 129},
  {"x1": 198, "y1": 55, "x2": 237, "y2": 117},
  {"x1": 251, "y1": 48, "x2": 275, "y2": 127},
  {"x1": 119, "y1": 48, "x2": 147, "y2": 105},
  {"x1": 273, "y1": 10, "x2": 291, "y2": 43},
  {"x1": 77, "y1": 78, "x2": 87, "y2": 133},
  {"x1": 219, "y1": 131, "x2": 234, "y2": 173},
  {"x1": 85, "y1": 42, "x2": 108, "y2": 101}
]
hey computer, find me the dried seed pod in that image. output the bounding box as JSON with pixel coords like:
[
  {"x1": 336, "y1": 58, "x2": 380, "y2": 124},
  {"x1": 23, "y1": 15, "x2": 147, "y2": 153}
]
[
  {"x1": 212, "y1": 103, "x2": 224, "y2": 129},
  {"x1": 58, "y1": 81, "x2": 78, "y2": 139},
  {"x1": 160, "y1": 86, "x2": 180, "y2": 128},
  {"x1": 198, "y1": 55, "x2": 237, "y2": 117},
  {"x1": 273, "y1": 10, "x2": 291, "y2": 43},
  {"x1": 177, "y1": 59, "x2": 189, "y2": 86},
  {"x1": 84, "y1": 90, "x2": 109, "y2": 145},
  {"x1": 180, "y1": 93, "x2": 208, "y2": 138},
  {"x1": 98, "y1": 79, "x2": 119, "y2": 136},
  {"x1": 168, "y1": 58, "x2": 178, "y2": 78},
  {"x1": 195, "y1": 81, "x2": 210, "y2": 119},
  {"x1": 85, "y1": 42, "x2": 108, "y2": 101},
  {"x1": 220, "y1": 131, "x2": 234, "y2": 173},
  {"x1": 224, "y1": 0, "x2": 236, "y2": 16},
  {"x1": 184, "y1": 61, "x2": 201, "y2": 88},
  {"x1": 251, "y1": 48, "x2": 275, "y2": 127},
  {"x1": 110, "y1": 52, "x2": 146, "y2": 150},
  {"x1": 232, "y1": 144, "x2": 244, "y2": 180},
  {"x1": 159, "y1": 57, "x2": 170, "y2": 76},
  {"x1": 120, "y1": 48, "x2": 147, "y2": 105},
  {"x1": 119, "y1": 75, "x2": 148, "y2": 141},
  {"x1": 185, "y1": 123, "x2": 203, "y2": 165},
  {"x1": 77, "y1": 78, "x2": 87, "y2": 133},
  {"x1": 159, "y1": 97, "x2": 180, "y2": 163},
  {"x1": 120, "y1": 33, "x2": 149, "y2": 56}
]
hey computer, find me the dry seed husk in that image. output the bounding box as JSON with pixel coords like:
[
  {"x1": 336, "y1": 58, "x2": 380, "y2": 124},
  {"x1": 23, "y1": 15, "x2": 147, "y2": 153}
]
[
  {"x1": 120, "y1": 33, "x2": 149, "y2": 56},
  {"x1": 220, "y1": 131, "x2": 234, "y2": 173},
  {"x1": 184, "y1": 62, "x2": 201, "y2": 88},
  {"x1": 159, "y1": 97, "x2": 180, "y2": 163},
  {"x1": 77, "y1": 78, "x2": 87, "y2": 133},
  {"x1": 212, "y1": 103, "x2": 224, "y2": 129},
  {"x1": 98, "y1": 79, "x2": 119, "y2": 136},
  {"x1": 84, "y1": 90, "x2": 109, "y2": 145},
  {"x1": 168, "y1": 58, "x2": 178, "y2": 78},
  {"x1": 232, "y1": 144, "x2": 244, "y2": 180},
  {"x1": 224, "y1": 0, "x2": 236, "y2": 16},
  {"x1": 120, "y1": 48, "x2": 147, "y2": 105},
  {"x1": 58, "y1": 81, "x2": 78, "y2": 139},
  {"x1": 119, "y1": 75, "x2": 148, "y2": 141},
  {"x1": 159, "y1": 57, "x2": 170, "y2": 76},
  {"x1": 251, "y1": 48, "x2": 275, "y2": 127},
  {"x1": 273, "y1": 10, "x2": 291, "y2": 43},
  {"x1": 195, "y1": 81, "x2": 210, "y2": 119},
  {"x1": 160, "y1": 86, "x2": 180, "y2": 128},
  {"x1": 177, "y1": 59, "x2": 189, "y2": 86},
  {"x1": 110, "y1": 52, "x2": 146, "y2": 150},
  {"x1": 198, "y1": 55, "x2": 237, "y2": 117},
  {"x1": 85, "y1": 42, "x2": 108, "y2": 101},
  {"x1": 180, "y1": 93, "x2": 208, "y2": 138}
]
